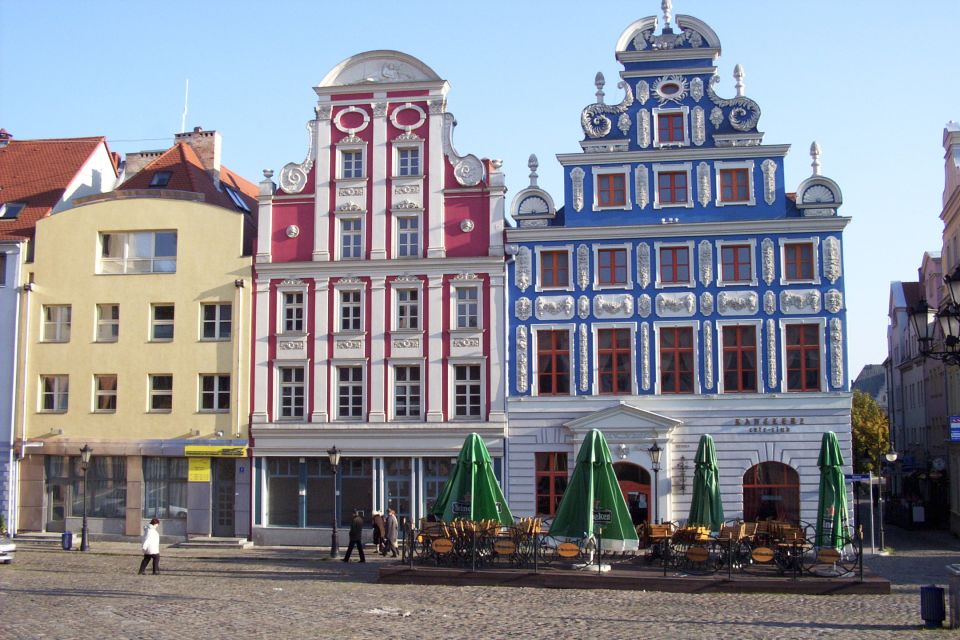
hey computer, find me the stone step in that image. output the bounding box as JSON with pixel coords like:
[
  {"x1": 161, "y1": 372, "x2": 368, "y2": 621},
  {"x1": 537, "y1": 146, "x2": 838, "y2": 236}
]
[
  {"x1": 11, "y1": 533, "x2": 63, "y2": 547},
  {"x1": 174, "y1": 536, "x2": 253, "y2": 549}
]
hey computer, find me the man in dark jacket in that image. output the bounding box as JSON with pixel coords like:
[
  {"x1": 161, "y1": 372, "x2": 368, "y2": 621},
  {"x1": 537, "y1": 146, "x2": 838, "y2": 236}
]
[{"x1": 342, "y1": 510, "x2": 366, "y2": 562}]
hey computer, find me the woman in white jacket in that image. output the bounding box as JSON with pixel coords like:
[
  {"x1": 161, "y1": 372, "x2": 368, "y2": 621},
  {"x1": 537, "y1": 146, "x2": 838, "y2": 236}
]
[{"x1": 138, "y1": 518, "x2": 161, "y2": 575}]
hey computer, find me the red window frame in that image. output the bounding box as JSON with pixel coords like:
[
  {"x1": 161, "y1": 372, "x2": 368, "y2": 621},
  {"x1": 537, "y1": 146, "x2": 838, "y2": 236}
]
[
  {"x1": 598, "y1": 328, "x2": 632, "y2": 394},
  {"x1": 535, "y1": 452, "x2": 568, "y2": 516},
  {"x1": 537, "y1": 329, "x2": 570, "y2": 396},
  {"x1": 659, "y1": 326, "x2": 694, "y2": 393},
  {"x1": 720, "y1": 168, "x2": 750, "y2": 202},
  {"x1": 786, "y1": 324, "x2": 821, "y2": 392},
  {"x1": 540, "y1": 250, "x2": 569, "y2": 288},
  {"x1": 721, "y1": 244, "x2": 752, "y2": 283},
  {"x1": 597, "y1": 248, "x2": 628, "y2": 285},
  {"x1": 659, "y1": 246, "x2": 690, "y2": 284},
  {"x1": 658, "y1": 171, "x2": 688, "y2": 204},
  {"x1": 597, "y1": 174, "x2": 626, "y2": 207},
  {"x1": 722, "y1": 325, "x2": 757, "y2": 393},
  {"x1": 784, "y1": 243, "x2": 814, "y2": 281},
  {"x1": 657, "y1": 112, "x2": 684, "y2": 143}
]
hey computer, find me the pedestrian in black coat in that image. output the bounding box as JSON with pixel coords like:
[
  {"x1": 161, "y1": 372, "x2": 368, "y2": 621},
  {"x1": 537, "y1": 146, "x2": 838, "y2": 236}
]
[{"x1": 342, "y1": 510, "x2": 366, "y2": 562}]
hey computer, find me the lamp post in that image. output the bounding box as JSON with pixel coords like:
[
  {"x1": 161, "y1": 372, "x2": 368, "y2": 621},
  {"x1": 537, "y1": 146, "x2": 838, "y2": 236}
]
[
  {"x1": 327, "y1": 445, "x2": 341, "y2": 558},
  {"x1": 648, "y1": 442, "x2": 662, "y2": 524},
  {"x1": 908, "y1": 265, "x2": 960, "y2": 366},
  {"x1": 79, "y1": 444, "x2": 92, "y2": 552},
  {"x1": 879, "y1": 450, "x2": 897, "y2": 553}
]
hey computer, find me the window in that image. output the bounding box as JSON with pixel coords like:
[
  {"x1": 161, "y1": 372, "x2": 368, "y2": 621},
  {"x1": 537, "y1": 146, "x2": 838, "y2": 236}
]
[
  {"x1": 278, "y1": 367, "x2": 305, "y2": 419},
  {"x1": 540, "y1": 250, "x2": 569, "y2": 289},
  {"x1": 424, "y1": 458, "x2": 453, "y2": 515},
  {"x1": 200, "y1": 374, "x2": 230, "y2": 412},
  {"x1": 341, "y1": 218, "x2": 363, "y2": 260},
  {"x1": 149, "y1": 171, "x2": 172, "y2": 187},
  {"x1": 786, "y1": 324, "x2": 821, "y2": 392},
  {"x1": 42, "y1": 305, "x2": 71, "y2": 342},
  {"x1": 340, "y1": 290, "x2": 362, "y2": 331},
  {"x1": 266, "y1": 457, "x2": 299, "y2": 525},
  {"x1": 396, "y1": 216, "x2": 419, "y2": 258},
  {"x1": 721, "y1": 325, "x2": 757, "y2": 393},
  {"x1": 40, "y1": 375, "x2": 68, "y2": 412},
  {"x1": 96, "y1": 304, "x2": 119, "y2": 342},
  {"x1": 397, "y1": 148, "x2": 420, "y2": 176},
  {"x1": 536, "y1": 452, "x2": 568, "y2": 516},
  {"x1": 743, "y1": 462, "x2": 800, "y2": 523},
  {"x1": 384, "y1": 457, "x2": 412, "y2": 520},
  {"x1": 455, "y1": 287, "x2": 479, "y2": 329},
  {"x1": 784, "y1": 243, "x2": 815, "y2": 281},
  {"x1": 454, "y1": 364, "x2": 482, "y2": 418},
  {"x1": 224, "y1": 186, "x2": 251, "y2": 212},
  {"x1": 282, "y1": 292, "x2": 304, "y2": 333},
  {"x1": 149, "y1": 374, "x2": 173, "y2": 411},
  {"x1": 657, "y1": 112, "x2": 684, "y2": 143},
  {"x1": 720, "y1": 168, "x2": 750, "y2": 203},
  {"x1": 721, "y1": 245, "x2": 752, "y2": 283},
  {"x1": 99, "y1": 231, "x2": 177, "y2": 274},
  {"x1": 0, "y1": 253, "x2": 6, "y2": 286},
  {"x1": 396, "y1": 288, "x2": 419, "y2": 330},
  {"x1": 337, "y1": 366, "x2": 364, "y2": 420},
  {"x1": 0, "y1": 202, "x2": 25, "y2": 219},
  {"x1": 201, "y1": 303, "x2": 232, "y2": 340},
  {"x1": 341, "y1": 150, "x2": 364, "y2": 179},
  {"x1": 536, "y1": 330, "x2": 570, "y2": 396},
  {"x1": 151, "y1": 304, "x2": 174, "y2": 341},
  {"x1": 659, "y1": 327, "x2": 694, "y2": 393},
  {"x1": 94, "y1": 374, "x2": 117, "y2": 412},
  {"x1": 393, "y1": 366, "x2": 421, "y2": 419},
  {"x1": 658, "y1": 171, "x2": 688, "y2": 205},
  {"x1": 69, "y1": 455, "x2": 126, "y2": 518},
  {"x1": 598, "y1": 328, "x2": 631, "y2": 394},
  {"x1": 659, "y1": 246, "x2": 690, "y2": 285},
  {"x1": 597, "y1": 174, "x2": 626, "y2": 207},
  {"x1": 598, "y1": 248, "x2": 628, "y2": 286},
  {"x1": 143, "y1": 457, "x2": 188, "y2": 519}
]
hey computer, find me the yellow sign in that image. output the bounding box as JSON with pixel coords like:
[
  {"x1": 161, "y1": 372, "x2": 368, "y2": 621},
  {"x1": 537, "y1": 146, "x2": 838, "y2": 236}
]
[
  {"x1": 494, "y1": 540, "x2": 517, "y2": 555},
  {"x1": 557, "y1": 542, "x2": 580, "y2": 558},
  {"x1": 431, "y1": 538, "x2": 454, "y2": 554},
  {"x1": 751, "y1": 546, "x2": 775, "y2": 563},
  {"x1": 816, "y1": 548, "x2": 842, "y2": 564},
  {"x1": 184, "y1": 445, "x2": 247, "y2": 458},
  {"x1": 686, "y1": 546, "x2": 709, "y2": 562},
  {"x1": 188, "y1": 457, "x2": 211, "y2": 482}
]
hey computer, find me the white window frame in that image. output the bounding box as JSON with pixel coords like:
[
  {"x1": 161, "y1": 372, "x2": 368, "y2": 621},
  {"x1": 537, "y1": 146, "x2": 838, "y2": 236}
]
[
  {"x1": 393, "y1": 212, "x2": 421, "y2": 259},
  {"x1": 338, "y1": 146, "x2": 365, "y2": 180},
  {"x1": 653, "y1": 320, "x2": 701, "y2": 395},
  {"x1": 277, "y1": 283, "x2": 308, "y2": 335},
  {"x1": 335, "y1": 363, "x2": 366, "y2": 421},
  {"x1": 394, "y1": 286, "x2": 421, "y2": 331},
  {"x1": 150, "y1": 303, "x2": 175, "y2": 342},
  {"x1": 200, "y1": 302, "x2": 232, "y2": 341},
  {"x1": 779, "y1": 237, "x2": 821, "y2": 286},
  {"x1": 275, "y1": 363, "x2": 308, "y2": 421},
  {"x1": 98, "y1": 230, "x2": 177, "y2": 275},
  {"x1": 530, "y1": 324, "x2": 576, "y2": 398},
  {"x1": 451, "y1": 284, "x2": 482, "y2": 331},
  {"x1": 390, "y1": 361, "x2": 424, "y2": 421},
  {"x1": 778, "y1": 318, "x2": 828, "y2": 393},
  {"x1": 592, "y1": 243, "x2": 633, "y2": 290},
  {"x1": 714, "y1": 160, "x2": 756, "y2": 206},
  {"x1": 591, "y1": 164, "x2": 632, "y2": 211},
  {"x1": 715, "y1": 239, "x2": 758, "y2": 287},
  {"x1": 93, "y1": 373, "x2": 117, "y2": 413},
  {"x1": 95, "y1": 303, "x2": 119, "y2": 343},
  {"x1": 393, "y1": 143, "x2": 423, "y2": 178},
  {"x1": 42, "y1": 304, "x2": 71, "y2": 343},
  {"x1": 534, "y1": 244, "x2": 575, "y2": 292},
  {"x1": 652, "y1": 106, "x2": 690, "y2": 148},
  {"x1": 337, "y1": 287, "x2": 364, "y2": 334},
  {"x1": 715, "y1": 319, "x2": 763, "y2": 394},
  {"x1": 199, "y1": 373, "x2": 231, "y2": 413},
  {"x1": 652, "y1": 162, "x2": 694, "y2": 209},
  {"x1": 148, "y1": 374, "x2": 173, "y2": 413},
  {"x1": 591, "y1": 323, "x2": 637, "y2": 395},
  {"x1": 338, "y1": 216, "x2": 364, "y2": 260},
  {"x1": 449, "y1": 360, "x2": 486, "y2": 421},
  {"x1": 39, "y1": 374, "x2": 68, "y2": 413},
  {"x1": 654, "y1": 240, "x2": 696, "y2": 289}
]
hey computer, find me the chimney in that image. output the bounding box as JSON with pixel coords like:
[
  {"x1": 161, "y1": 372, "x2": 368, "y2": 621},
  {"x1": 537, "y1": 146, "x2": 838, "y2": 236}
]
[
  {"x1": 174, "y1": 126, "x2": 222, "y2": 188},
  {"x1": 0, "y1": 129, "x2": 12, "y2": 148},
  {"x1": 121, "y1": 150, "x2": 165, "y2": 183}
]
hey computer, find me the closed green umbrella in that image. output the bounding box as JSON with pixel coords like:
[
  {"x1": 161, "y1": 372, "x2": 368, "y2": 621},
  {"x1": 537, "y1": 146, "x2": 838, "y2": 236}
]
[
  {"x1": 687, "y1": 434, "x2": 724, "y2": 532},
  {"x1": 430, "y1": 433, "x2": 513, "y2": 525},
  {"x1": 549, "y1": 429, "x2": 639, "y2": 551},
  {"x1": 815, "y1": 431, "x2": 849, "y2": 549}
]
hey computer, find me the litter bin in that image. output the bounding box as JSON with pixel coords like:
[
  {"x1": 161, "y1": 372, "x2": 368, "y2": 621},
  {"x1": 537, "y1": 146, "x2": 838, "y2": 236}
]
[
  {"x1": 61, "y1": 531, "x2": 73, "y2": 551},
  {"x1": 948, "y1": 564, "x2": 960, "y2": 629},
  {"x1": 920, "y1": 584, "x2": 946, "y2": 629}
]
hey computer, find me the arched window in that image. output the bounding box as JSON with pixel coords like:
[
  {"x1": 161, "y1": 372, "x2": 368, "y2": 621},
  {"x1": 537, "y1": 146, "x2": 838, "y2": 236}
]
[
  {"x1": 614, "y1": 462, "x2": 651, "y2": 525},
  {"x1": 743, "y1": 462, "x2": 800, "y2": 523}
]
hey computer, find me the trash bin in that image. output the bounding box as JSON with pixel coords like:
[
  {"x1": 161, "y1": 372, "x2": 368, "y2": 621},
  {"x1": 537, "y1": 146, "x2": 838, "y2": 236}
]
[
  {"x1": 920, "y1": 584, "x2": 946, "y2": 629},
  {"x1": 947, "y1": 564, "x2": 960, "y2": 629},
  {"x1": 61, "y1": 531, "x2": 73, "y2": 551}
]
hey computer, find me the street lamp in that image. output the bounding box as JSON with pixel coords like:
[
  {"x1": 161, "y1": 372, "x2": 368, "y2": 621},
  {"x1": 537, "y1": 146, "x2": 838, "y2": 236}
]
[
  {"x1": 79, "y1": 444, "x2": 92, "y2": 552},
  {"x1": 879, "y1": 450, "x2": 898, "y2": 553},
  {"x1": 908, "y1": 265, "x2": 960, "y2": 366},
  {"x1": 327, "y1": 445, "x2": 341, "y2": 559},
  {"x1": 648, "y1": 442, "x2": 662, "y2": 524}
]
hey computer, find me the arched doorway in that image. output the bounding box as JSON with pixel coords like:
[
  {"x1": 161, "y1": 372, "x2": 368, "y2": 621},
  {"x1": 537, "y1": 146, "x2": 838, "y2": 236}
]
[
  {"x1": 743, "y1": 462, "x2": 800, "y2": 523},
  {"x1": 613, "y1": 462, "x2": 651, "y2": 525}
]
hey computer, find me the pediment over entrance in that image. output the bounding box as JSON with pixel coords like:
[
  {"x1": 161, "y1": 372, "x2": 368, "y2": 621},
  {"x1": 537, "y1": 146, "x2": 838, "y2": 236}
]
[{"x1": 563, "y1": 401, "x2": 681, "y2": 446}]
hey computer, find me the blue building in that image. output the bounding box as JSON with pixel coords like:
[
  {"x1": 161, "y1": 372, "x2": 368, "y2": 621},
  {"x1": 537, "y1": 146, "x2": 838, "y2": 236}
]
[{"x1": 504, "y1": 6, "x2": 851, "y2": 529}]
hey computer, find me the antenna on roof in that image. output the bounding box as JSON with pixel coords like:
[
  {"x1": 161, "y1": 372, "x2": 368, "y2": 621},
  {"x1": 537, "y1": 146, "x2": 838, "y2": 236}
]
[{"x1": 180, "y1": 79, "x2": 189, "y2": 134}]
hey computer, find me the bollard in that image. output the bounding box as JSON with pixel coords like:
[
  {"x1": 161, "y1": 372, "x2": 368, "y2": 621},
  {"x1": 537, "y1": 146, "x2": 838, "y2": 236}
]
[
  {"x1": 61, "y1": 531, "x2": 73, "y2": 551},
  {"x1": 947, "y1": 564, "x2": 960, "y2": 629},
  {"x1": 920, "y1": 584, "x2": 946, "y2": 629}
]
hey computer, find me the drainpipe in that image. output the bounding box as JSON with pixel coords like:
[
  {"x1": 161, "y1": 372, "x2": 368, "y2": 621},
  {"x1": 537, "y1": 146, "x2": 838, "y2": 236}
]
[
  {"x1": 233, "y1": 278, "x2": 244, "y2": 439},
  {"x1": 14, "y1": 279, "x2": 32, "y2": 534}
]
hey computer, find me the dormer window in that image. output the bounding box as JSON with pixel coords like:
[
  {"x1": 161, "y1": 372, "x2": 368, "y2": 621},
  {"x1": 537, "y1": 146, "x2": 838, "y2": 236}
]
[
  {"x1": 0, "y1": 202, "x2": 25, "y2": 219},
  {"x1": 149, "y1": 171, "x2": 172, "y2": 188},
  {"x1": 224, "y1": 186, "x2": 250, "y2": 212},
  {"x1": 652, "y1": 107, "x2": 690, "y2": 148},
  {"x1": 598, "y1": 174, "x2": 625, "y2": 207}
]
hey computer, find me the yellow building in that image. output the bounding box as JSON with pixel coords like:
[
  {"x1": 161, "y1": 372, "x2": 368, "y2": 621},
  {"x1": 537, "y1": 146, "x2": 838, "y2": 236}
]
[{"x1": 15, "y1": 130, "x2": 256, "y2": 540}]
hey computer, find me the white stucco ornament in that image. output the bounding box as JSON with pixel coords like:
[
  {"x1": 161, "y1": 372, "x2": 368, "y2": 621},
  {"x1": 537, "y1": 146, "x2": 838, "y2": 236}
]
[
  {"x1": 285, "y1": 225, "x2": 300, "y2": 238},
  {"x1": 460, "y1": 219, "x2": 475, "y2": 232}
]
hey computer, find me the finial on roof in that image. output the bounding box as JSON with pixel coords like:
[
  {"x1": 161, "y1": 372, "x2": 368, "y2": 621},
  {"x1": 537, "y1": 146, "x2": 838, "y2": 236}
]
[
  {"x1": 810, "y1": 142, "x2": 821, "y2": 176},
  {"x1": 263, "y1": 169, "x2": 274, "y2": 179},
  {"x1": 661, "y1": 0, "x2": 673, "y2": 30},
  {"x1": 528, "y1": 154, "x2": 539, "y2": 187},
  {"x1": 733, "y1": 64, "x2": 745, "y2": 97},
  {"x1": 594, "y1": 72, "x2": 605, "y2": 104}
]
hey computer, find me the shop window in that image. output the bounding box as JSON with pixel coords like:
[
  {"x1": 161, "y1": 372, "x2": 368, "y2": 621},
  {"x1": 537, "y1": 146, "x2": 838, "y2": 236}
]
[
  {"x1": 535, "y1": 452, "x2": 568, "y2": 516},
  {"x1": 743, "y1": 462, "x2": 800, "y2": 523}
]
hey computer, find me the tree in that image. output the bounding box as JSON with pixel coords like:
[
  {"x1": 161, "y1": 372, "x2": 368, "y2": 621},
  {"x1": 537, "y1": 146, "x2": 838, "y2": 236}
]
[{"x1": 851, "y1": 390, "x2": 890, "y2": 473}]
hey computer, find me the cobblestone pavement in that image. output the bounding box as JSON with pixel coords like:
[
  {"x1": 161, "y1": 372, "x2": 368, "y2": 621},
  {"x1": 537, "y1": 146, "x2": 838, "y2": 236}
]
[{"x1": 0, "y1": 525, "x2": 956, "y2": 640}]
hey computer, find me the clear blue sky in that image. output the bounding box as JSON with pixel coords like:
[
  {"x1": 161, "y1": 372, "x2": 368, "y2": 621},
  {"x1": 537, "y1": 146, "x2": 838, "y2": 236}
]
[{"x1": 3, "y1": 0, "x2": 957, "y2": 380}]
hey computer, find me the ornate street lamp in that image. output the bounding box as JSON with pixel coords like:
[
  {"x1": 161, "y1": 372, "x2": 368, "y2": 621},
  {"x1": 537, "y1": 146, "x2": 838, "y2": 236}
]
[
  {"x1": 879, "y1": 450, "x2": 898, "y2": 553},
  {"x1": 648, "y1": 442, "x2": 662, "y2": 524},
  {"x1": 327, "y1": 445, "x2": 341, "y2": 559},
  {"x1": 909, "y1": 266, "x2": 960, "y2": 366},
  {"x1": 79, "y1": 444, "x2": 92, "y2": 552}
]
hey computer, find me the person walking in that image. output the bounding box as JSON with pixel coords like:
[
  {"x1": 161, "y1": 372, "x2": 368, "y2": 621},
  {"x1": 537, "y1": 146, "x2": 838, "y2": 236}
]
[
  {"x1": 384, "y1": 508, "x2": 399, "y2": 558},
  {"x1": 341, "y1": 510, "x2": 366, "y2": 562},
  {"x1": 371, "y1": 511, "x2": 386, "y2": 555},
  {"x1": 138, "y1": 518, "x2": 161, "y2": 575}
]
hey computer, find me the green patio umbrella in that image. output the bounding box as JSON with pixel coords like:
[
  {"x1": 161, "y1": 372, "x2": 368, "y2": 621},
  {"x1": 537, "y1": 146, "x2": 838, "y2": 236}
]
[
  {"x1": 687, "y1": 434, "x2": 724, "y2": 532},
  {"x1": 549, "y1": 429, "x2": 639, "y2": 551},
  {"x1": 815, "y1": 431, "x2": 850, "y2": 549},
  {"x1": 430, "y1": 433, "x2": 513, "y2": 525}
]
